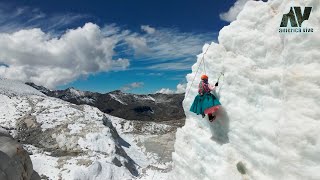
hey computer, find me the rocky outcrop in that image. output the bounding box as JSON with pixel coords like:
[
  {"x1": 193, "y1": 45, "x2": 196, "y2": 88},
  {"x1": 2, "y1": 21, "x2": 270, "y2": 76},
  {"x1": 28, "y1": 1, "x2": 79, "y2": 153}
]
[
  {"x1": 102, "y1": 116, "x2": 138, "y2": 176},
  {"x1": 0, "y1": 128, "x2": 40, "y2": 180}
]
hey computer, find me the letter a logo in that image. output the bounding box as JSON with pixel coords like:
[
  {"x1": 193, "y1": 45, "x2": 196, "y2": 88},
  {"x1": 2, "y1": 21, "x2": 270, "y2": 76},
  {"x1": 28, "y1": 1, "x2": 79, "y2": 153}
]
[{"x1": 280, "y1": 7, "x2": 312, "y2": 27}]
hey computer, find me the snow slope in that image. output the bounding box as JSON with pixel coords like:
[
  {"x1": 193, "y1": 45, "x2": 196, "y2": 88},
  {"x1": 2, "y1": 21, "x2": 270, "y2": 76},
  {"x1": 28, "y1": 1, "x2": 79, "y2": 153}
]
[
  {"x1": 0, "y1": 78, "x2": 173, "y2": 180},
  {"x1": 0, "y1": 78, "x2": 43, "y2": 96},
  {"x1": 172, "y1": 0, "x2": 320, "y2": 180},
  {"x1": 0, "y1": 79, "x2": 138, "y2": 179}
]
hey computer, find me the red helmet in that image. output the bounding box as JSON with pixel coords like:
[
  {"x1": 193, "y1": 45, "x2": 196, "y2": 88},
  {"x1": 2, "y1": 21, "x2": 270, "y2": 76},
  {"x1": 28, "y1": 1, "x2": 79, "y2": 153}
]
[{"x1": 201, "y1": 74, "x2": 208, "y2": 80}]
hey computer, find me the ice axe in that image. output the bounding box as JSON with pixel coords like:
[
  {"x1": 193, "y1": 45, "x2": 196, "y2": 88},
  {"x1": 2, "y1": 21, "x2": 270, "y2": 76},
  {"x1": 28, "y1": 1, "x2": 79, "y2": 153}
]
[{"x1": 215, "y1": 72, "x2": 224, "y2": 86}]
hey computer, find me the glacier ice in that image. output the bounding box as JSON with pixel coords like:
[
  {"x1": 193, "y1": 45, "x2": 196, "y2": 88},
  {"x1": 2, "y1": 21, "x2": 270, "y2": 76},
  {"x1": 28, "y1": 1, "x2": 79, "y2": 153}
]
[{"x1": 172, "y1": 0, "x2": 320, "y2": 180}]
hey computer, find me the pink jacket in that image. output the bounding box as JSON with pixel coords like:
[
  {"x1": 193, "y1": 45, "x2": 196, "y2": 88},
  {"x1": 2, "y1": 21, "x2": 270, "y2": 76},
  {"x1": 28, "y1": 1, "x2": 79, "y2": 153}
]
[{"x1": 198, "y1": 81, "x2": 215, "y2": 95}]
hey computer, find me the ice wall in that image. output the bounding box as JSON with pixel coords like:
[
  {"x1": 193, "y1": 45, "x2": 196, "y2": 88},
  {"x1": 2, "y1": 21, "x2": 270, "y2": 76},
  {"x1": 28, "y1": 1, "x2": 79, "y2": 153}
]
[{"x1": 172, "y1": 0, "x2": 320, "y2": 179}]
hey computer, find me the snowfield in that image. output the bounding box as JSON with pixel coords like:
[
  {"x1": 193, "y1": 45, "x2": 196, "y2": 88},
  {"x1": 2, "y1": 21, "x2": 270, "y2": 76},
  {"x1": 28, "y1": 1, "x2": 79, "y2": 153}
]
[
  {"x1": 172, "y1": 0, "x2": 320, "y2": 180},
  {"x1": 0, "y1": 78, "x2": 44, "y2": 96},
  {"x1": 0, "y1": 90, "x2": 136, "y2": 179},
  {"x1": 0, "y1": 79, "x2": 173, "y2": 180}
]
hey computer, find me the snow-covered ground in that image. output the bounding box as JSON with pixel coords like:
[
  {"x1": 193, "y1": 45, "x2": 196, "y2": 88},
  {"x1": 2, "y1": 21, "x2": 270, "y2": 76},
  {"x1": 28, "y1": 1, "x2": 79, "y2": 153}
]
[
  {"x1": 0, "y1": 78, "x2": 44, "y2": 96},
  {"x1": 0, "y1": 79, "x2": 174, "y2": 180},
  {"x1": 0, "y1": 92, "x2": 135, "y2": 179},
  {"x1": 172, "y1": 0, "x2": 320, "y2": 180},
  {"x1": 107, "y1": 115, "x2": 176, "y2": 179}
]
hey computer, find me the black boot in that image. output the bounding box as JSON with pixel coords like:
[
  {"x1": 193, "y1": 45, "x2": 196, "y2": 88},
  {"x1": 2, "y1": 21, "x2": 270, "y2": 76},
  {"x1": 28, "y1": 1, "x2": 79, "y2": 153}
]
[
  {"x1": 208, "y1": 114, "x2": 216, "y2": 122},
  {"x1": 202, "y1": 114, "x2": 205, "y2": 118}
]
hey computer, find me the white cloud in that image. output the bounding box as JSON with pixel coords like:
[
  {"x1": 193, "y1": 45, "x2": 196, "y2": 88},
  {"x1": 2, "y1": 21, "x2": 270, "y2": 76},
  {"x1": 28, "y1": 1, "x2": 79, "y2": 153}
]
[
  {"x1": 0, "y1": 19, "x2": 208, "y2": 88},
  {"x1": 156, "y1": 88, "x2": 174, "y2": 94},
  {"x1": 148, "y1": 72, "x2": 162, "y2": 76},
  {"x1": 121, "y1": 82, "x2": 144, "y2": 91},
  {"x1": 136, "y1": 72, "x2": 163, "y2": 76},
  {"x1": 148, "y1": 62, "x2": 192, "y2": 70},
  {"x1": 123, "y1": 28, "x2": 216, "y2": 70},
  {"x1": 0, "y1": 3, "x2": 90, "y2": 33},
  {"x1": 125, "y1": 36, "x2": 149, "y2": 55},
  {"x1": 131, "y1": 82, "x2": 144, "y2": 88},
  {"x1": 156, "y1": 83, "x2": 186, "y2": 94},
  {"x1": 145, "y1": 28, "x2": 213, "y2": 60},
  {"x1": 0, "y1": 23, "x2": 129, "y2": 88},
  {"x1": 176, "y1": 83, "x2": 187, "y2": 93},
  {"x1": 0, "y1": 2, "x2": 217, "y2": 88},
  {"x1": 219, "y1": 0, "x2": 251, "y2": 22},
  {"x1": 141, "y1": 25, "x2": 156, "y2": 34}
]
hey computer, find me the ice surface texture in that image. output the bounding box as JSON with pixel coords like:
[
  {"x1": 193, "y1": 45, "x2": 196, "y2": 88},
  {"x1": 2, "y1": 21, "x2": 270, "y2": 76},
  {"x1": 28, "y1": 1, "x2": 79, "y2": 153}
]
[{"x1": 172, "y1": 0, "x2": 320, "y2": 180}]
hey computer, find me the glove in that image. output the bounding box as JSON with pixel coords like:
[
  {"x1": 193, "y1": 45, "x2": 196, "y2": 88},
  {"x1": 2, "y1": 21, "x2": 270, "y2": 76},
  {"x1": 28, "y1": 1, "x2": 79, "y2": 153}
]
[{"x1": 215, "y1": 82, "x2": 219, "y2": 86}]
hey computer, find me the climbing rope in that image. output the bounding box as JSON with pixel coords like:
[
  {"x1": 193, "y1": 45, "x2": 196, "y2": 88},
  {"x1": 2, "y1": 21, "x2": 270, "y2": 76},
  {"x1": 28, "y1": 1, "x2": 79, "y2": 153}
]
[
  {"x1": 185, "y1": 44, "x2": 225, "y2": 99},
  {"x1": 185, "y1": 44, "x2": 211, "y2": 98},
  {"x1": 203, "y1": 51, "x2": 207, "y2": 75}
]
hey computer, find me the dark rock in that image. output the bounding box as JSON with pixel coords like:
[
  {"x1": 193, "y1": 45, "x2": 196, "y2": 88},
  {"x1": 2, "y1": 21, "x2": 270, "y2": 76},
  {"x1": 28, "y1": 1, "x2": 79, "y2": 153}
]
[
  {"x1": 112, "y1": 157, "x2": 122, "y2": 167},
  {"x1": 31, "y1": 171, "x2": 41, "y2": 180},
  {"x1": 0, "y1": 132, "x2": 39, "y2": 180},
  {"x1": 102, "y1": 116, "x2": 138, "y2": 176},
  {"x1": 236, "y1": 161, "x2": 247, "y2": 175}
]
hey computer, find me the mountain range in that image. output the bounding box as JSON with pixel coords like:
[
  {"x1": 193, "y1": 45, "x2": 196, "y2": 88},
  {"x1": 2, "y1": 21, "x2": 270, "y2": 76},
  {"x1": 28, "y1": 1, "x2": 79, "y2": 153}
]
[{"x1": 26, "y1": 82, "x2": 185, "y2": 122}]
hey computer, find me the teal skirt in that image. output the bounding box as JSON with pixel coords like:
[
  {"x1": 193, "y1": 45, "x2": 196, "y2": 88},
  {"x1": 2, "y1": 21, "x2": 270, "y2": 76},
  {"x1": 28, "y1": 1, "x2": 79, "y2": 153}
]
[{"x1": 190, "y1": 93, "x2": 221, "y2": 115}]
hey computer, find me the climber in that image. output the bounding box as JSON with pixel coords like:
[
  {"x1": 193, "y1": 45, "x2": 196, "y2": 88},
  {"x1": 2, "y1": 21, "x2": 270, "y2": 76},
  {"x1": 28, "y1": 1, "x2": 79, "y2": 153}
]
[{"x1": 190, "y1": 74, "x2": 221, "y2": 122}]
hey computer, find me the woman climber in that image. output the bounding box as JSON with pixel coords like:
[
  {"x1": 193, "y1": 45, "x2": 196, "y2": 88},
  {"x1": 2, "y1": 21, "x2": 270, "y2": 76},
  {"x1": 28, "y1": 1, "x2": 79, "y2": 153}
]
[{"x1": 190, "y1": 74, "x2": 221, "y2": 122}]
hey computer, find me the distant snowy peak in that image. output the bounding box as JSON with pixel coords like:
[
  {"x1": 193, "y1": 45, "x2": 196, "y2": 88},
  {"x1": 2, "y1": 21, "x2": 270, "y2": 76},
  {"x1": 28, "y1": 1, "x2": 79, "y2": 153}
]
[
  {"x1": 25, "y1": 82, "x2": 51, "y2": 94},
  {"x1": 134, "y1": 95, "x2": 155, "y2": 102},
  {"x1": 31, "y1": 85, "x2": 97, "y2": 104},
  {"x1": 109, "y1": 90, "x2": 126, "y2": 94},
  {"x1": 109, "y1": 91, "x2": 156, "y2": 105},
  {"x1": 63, "y1": 88, "x2": 96, "y2": 104},
  {"x1": 0, "y1": 79, "x2": 43, "y2": 96},
  {"x1": 109, "y1": 93, "x2": 128, "y2": 105},
  {"x1": 66, "y1": 87, "x2": 85, "y2": 97},
  {"x1": 25, "y1": 83, "x2": 87, "y2": 99}
]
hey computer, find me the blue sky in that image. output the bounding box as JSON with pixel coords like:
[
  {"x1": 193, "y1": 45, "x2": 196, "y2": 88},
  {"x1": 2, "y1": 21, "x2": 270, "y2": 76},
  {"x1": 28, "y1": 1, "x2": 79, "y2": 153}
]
[{"x1": 0, "y1": 0, "x2": 239, "y2": 94}]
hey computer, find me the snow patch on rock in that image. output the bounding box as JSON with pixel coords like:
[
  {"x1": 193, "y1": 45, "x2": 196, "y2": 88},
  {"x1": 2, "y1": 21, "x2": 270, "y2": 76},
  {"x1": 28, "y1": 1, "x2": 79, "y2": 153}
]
[
  {"x1": 110, "y1": 93, "x2": 128, "y2": 105},
  {"x1": 134, "y1": 95, "x2": 156, "y2": 102}
]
